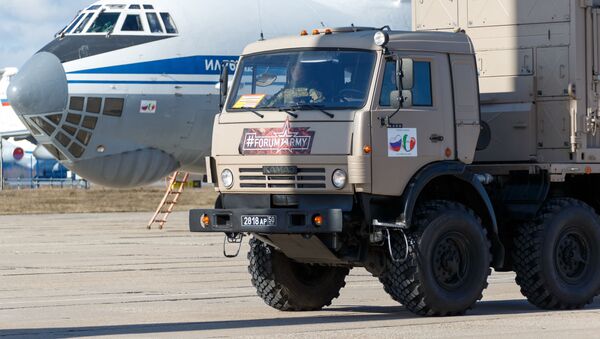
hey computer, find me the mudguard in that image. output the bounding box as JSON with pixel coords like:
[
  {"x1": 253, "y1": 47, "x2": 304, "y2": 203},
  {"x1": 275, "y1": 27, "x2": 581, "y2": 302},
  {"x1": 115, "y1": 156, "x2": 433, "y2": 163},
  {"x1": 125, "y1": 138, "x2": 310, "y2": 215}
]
[{"x1": 401, "y1": 161, "x2": 505, "y2": 267}]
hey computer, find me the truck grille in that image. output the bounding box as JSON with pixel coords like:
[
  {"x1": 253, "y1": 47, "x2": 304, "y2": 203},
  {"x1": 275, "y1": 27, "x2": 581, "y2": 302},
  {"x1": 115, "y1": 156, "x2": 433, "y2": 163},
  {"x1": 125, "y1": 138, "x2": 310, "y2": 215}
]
[{"x1": 238, "y1": 167, "x2": 327, "y2": 189}]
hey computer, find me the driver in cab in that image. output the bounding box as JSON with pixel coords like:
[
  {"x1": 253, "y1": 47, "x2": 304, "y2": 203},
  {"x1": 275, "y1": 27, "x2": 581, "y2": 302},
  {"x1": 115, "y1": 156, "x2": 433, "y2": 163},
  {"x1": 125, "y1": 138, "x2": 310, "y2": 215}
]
[{"x1": 266, "y1": 63, "x2": 325, "y2": 106}]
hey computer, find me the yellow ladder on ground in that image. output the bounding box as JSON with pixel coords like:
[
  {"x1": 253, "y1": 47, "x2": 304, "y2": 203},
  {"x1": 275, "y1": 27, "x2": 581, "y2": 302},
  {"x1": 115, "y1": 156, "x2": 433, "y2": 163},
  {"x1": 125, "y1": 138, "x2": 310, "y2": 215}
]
[{"x1": 147, "y1": 171, "x2": 190, "y2": 230}]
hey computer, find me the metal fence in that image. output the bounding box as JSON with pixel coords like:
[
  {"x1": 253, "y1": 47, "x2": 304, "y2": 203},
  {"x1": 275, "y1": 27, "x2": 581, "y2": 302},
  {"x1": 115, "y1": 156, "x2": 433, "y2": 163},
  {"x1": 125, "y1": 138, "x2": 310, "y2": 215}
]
[{"x1": 2, "y1": 178, "x2": 89, "y2": 190}]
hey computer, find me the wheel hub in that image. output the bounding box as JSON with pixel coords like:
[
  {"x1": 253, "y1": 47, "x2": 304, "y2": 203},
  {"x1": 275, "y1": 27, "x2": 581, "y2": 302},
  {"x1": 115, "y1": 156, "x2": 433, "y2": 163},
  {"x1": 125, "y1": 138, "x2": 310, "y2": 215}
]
[
  {"x1": 555, "y1": 230, "x2": 590, "y2": 283},
  {"x1": 433, "y1": 233, "x2": 470, "y2": 290}
]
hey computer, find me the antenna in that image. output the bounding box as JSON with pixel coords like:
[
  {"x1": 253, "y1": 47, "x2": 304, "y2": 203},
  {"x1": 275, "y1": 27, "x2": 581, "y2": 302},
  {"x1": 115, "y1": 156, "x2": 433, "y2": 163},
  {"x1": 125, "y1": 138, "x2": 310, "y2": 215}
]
[
  {"x1": 257, "y1": 0, "x2": 265, "y2": 41},
  {"x1": 305, "y1": 2, "x2": 326, "y2": 30}
]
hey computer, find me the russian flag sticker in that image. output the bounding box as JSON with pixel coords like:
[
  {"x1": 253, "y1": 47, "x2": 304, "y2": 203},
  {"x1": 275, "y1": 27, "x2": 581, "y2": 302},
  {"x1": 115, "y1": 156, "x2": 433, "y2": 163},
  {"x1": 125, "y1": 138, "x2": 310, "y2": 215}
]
[{"x1": 388, "y1": 128, "x2": 418, "y2": 157}]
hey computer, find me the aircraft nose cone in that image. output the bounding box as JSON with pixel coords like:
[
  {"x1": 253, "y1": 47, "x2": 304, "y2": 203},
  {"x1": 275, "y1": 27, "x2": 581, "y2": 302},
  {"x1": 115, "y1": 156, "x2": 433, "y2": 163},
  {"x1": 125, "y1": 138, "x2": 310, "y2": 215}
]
[{"x1": 8, "y1": 52, "x2": 68, "y2": 116}]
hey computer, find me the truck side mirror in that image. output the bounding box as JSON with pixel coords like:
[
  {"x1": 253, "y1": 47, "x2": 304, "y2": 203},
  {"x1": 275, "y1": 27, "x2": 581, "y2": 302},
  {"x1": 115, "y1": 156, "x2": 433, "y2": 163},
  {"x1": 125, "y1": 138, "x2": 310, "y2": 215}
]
[
  {"x1": 397, "y1": 58, "x2": 414, "y2": 90},
  {"x1": 219, "y1": 62, "x2": 230, "y2": 110},
  {"x1": 390, "y1": 90, "x2": 413, "y2": 109}
]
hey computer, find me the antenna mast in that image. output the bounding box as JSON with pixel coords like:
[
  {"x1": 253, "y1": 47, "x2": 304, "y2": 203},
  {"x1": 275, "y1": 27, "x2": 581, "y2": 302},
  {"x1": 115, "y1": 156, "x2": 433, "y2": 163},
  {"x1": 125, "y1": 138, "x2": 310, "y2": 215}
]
[{"x1": 257, "y1": 0, "x2": 265, "y2": 41}]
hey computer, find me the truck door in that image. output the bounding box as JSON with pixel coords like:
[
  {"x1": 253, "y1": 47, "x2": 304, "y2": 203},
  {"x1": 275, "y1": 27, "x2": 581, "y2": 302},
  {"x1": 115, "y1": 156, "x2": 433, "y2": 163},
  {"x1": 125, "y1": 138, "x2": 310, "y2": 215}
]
[{"x1": 370, "y1": 52, "x2": 456, "y2": 196}]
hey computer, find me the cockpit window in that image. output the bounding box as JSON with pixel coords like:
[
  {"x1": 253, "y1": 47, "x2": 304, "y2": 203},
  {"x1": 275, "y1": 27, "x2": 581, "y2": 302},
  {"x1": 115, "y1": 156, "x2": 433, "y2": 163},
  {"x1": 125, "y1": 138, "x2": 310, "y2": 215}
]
[
  {"x1": 73, "y1": 13, "x2": 94, "y2": 33},
  {"x1": 122, "y1": 15, "x2": 143, "y2": 31},
  {"x1": 88, "y1": 12, "x2": 121, "y2": 33},
  {"x1": 146, "y1": 13, "x2": 163, "y2": 33},
  {"x1": 87, "y1": 5, "x2": 101, "y2": 10},
  {"x1": 65, "y1": 13, "x2": 84, "y2": 34},
  {"x1": 160, "y1": 13, "x2": 178, "y2": 34},
  {"x1": 143, "y1": 5, "x2": 154, "y2": 9},
  {"x1": 129, "y1": 5, "x2": 141, "y2": 9}
]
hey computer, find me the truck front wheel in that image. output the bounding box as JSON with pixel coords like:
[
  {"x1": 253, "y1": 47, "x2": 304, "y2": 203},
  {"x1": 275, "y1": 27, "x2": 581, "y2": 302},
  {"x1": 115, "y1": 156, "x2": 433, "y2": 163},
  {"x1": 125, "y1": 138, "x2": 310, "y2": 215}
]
[
  {"x1": 247, "y1": 237, "x2": 350, "y2": 311},
  {"x1": 379, "y1": 200, "x2": 491, "y2": 316},
  {"x1": 514, "y1": 198, "x2": 600, "y2": 309}
]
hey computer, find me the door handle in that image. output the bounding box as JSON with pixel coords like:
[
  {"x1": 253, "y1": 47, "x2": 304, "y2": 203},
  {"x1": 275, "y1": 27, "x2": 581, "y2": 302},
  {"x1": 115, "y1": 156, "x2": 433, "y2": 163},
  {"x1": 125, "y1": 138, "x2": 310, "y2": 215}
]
[{"x1": 430, "y1": 134, "x2": 444, "y2": 143}]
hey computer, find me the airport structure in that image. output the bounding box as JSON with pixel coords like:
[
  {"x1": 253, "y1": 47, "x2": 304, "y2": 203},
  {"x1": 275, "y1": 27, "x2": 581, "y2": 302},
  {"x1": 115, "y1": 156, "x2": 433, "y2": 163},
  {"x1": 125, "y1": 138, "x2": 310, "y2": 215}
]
[{"x1": 190, "y1": 0, "x2": 600, "y2": 317}]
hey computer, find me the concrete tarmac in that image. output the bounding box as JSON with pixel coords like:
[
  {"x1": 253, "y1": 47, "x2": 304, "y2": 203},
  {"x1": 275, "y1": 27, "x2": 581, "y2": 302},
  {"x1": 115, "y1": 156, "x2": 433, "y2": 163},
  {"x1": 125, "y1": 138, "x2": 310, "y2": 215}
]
[{"x1": 0, "y1": 212, "x2": 599, "y2": 338}]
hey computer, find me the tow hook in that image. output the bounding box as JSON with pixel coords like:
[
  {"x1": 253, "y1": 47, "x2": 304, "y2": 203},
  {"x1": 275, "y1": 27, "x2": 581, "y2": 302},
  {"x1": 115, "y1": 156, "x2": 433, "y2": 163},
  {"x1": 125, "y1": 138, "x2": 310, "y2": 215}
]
[{"x1": 223, "y1": 233, "x2": 244, "y2": 258}]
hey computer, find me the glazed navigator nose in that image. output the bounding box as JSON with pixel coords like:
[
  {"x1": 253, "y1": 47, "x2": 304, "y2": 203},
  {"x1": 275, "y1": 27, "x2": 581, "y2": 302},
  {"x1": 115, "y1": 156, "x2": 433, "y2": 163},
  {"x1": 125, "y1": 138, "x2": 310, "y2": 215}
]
[{"x1": 8, "y1": 52, "x2": 68, "y2": 116}]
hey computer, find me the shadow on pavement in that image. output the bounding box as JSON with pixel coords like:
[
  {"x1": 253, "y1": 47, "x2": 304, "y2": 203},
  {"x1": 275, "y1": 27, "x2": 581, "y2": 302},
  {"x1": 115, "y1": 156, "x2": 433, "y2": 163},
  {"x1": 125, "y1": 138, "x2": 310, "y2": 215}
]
[
  {"x1": 2, "y1": 298, "x2": 598, "y2": 338},
  {"x1": 334, "y1": 297, "x2": 600, "y2": 316}
]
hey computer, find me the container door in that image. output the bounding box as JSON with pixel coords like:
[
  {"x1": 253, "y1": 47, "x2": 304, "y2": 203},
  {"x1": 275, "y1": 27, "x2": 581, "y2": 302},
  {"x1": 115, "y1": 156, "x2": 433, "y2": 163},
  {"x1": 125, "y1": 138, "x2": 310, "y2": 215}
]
[{"x1": 586, "y1": 9, "x2": 600, "y2": 148}]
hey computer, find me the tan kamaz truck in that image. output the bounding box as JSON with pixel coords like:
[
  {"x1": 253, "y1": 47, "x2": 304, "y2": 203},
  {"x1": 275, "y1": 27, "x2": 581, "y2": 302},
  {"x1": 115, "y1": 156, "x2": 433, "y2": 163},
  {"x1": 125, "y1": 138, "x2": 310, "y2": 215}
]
[{"x1": 190, "y1": 0, "x2": 600, "y2": 316}]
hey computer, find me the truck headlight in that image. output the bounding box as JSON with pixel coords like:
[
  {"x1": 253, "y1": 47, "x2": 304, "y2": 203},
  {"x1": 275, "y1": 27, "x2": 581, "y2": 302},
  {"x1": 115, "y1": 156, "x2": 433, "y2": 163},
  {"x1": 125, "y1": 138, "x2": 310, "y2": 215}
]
[
  {"x1": 332, "y1": 169, "x2": 347, "y2": 189},
  {"x1": 221, "y1": 169, "x2": 234, "y2": 189},
  {"x1": 374, "y1": 31, "x2": 389, "y2": 47}
]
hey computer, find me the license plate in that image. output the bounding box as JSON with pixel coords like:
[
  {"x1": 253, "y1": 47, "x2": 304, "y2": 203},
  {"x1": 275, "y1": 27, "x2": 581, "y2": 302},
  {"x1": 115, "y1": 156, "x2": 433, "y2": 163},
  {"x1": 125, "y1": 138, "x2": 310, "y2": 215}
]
[{"x1": 241, "y1": 215, "x2": 277, "y2": 227}]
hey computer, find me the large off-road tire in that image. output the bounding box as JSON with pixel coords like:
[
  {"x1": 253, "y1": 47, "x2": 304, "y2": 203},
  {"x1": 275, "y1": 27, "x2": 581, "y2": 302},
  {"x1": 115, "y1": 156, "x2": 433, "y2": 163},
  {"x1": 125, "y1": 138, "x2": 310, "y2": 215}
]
[
  {"x1": 514, "y1": 198, "x2": 600, "y2": 309},
  {"x1": 247, "y1": 237, "x2": 350, "y2": 311},
  {"x1": 379, "y1": 200, "x2": 492, "y2": 316}
]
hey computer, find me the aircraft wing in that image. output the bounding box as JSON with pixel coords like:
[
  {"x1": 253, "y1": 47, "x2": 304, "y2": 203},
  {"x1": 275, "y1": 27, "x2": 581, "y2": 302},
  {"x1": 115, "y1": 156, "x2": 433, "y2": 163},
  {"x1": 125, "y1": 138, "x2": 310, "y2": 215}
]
[{"x1": 0, "y1": 129, "x2": 31, "y2": 139}]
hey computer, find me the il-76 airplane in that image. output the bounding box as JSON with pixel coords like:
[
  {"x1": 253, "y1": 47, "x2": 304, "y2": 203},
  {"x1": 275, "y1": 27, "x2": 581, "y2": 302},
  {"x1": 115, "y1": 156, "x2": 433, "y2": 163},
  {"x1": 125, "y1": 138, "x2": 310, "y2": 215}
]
[{"x1": 8, "y1": 0, "x2": 409, "y2": 187}]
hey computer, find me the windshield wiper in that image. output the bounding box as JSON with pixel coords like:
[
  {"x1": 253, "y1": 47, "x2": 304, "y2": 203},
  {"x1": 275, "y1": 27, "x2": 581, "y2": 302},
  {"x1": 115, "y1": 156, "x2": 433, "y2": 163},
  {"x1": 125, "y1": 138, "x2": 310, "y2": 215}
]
[
  {"x1": 277, "y1": 108, "x2": 299, "y2": 118},
  {"x1": 289, "y1": 103, "x2": 335, "y2": 119},
  {"x1": 250, "y1": 110, "x2": 264, "y2": 118}
]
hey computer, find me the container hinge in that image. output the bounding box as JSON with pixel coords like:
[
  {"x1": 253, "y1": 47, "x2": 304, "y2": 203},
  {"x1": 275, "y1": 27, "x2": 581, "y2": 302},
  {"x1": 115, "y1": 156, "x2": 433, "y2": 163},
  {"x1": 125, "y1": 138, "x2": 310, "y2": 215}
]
[{"x1": 586, "y1": 110, "x2": 599, "y2": 136}]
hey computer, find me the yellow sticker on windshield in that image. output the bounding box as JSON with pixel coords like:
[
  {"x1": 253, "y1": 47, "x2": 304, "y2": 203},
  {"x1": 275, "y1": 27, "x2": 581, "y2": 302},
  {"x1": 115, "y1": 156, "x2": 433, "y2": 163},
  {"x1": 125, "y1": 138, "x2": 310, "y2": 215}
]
[{"x1": 233, "y1": 94, "x2": 266, "y2": 109}]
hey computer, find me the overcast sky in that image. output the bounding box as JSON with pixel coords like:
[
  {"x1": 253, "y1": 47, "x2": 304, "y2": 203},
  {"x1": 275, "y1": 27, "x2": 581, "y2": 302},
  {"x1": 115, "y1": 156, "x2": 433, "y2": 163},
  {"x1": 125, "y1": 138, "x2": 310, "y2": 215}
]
[
  {"x1": 0, "y1": 0, "x2": 91, "y2": 68},
  {"x1": 0, "y1": 0, "x2": 411, "y2": 69}
]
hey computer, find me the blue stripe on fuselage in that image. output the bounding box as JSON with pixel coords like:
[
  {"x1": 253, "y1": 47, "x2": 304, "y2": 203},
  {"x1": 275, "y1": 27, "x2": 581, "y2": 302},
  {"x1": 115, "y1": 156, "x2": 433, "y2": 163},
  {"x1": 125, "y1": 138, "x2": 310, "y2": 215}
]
[{"x1": 68, "y1": 55, "x2": 239, "y2": 75}]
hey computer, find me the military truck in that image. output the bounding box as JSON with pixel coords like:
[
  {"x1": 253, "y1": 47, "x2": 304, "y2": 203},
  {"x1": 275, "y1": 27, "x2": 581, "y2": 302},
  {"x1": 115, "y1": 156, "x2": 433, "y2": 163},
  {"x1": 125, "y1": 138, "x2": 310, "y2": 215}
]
[{"x1": 189, "y1": 1, "x2": 600, "y2": 316}]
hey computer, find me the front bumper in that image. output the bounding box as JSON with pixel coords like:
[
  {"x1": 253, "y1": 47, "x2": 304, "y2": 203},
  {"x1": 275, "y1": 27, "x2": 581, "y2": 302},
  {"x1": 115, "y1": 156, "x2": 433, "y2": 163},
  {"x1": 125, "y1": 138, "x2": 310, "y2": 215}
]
[{"x1": 189, "y1": 208, "x2": 344, "y2": 234}]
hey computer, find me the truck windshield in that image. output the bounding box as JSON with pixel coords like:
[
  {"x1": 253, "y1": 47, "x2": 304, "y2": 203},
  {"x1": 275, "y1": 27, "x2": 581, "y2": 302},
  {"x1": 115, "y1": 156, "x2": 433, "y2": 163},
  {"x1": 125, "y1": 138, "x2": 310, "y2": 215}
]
[{"x1": 228, "y1": 50, "x2": 376, "y2": 111}]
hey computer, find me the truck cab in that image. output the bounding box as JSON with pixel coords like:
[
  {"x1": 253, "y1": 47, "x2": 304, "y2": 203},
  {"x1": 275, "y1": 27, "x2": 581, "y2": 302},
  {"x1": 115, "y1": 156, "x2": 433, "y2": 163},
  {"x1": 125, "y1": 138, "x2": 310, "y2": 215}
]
[{"x1": 198, "y1": 27, "x2": 481, "y2": 216}]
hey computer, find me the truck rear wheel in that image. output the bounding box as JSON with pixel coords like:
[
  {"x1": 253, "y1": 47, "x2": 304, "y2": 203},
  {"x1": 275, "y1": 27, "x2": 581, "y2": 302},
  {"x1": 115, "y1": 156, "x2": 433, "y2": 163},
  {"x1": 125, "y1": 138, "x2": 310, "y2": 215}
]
[
  {"x1": 514, "y1": 198, "x2": 600, "y2": 309},
  {"x1": 379, "y1": 200, "x2": 491, "y2": 316},
  {"x1": 247, "y1": 237, "x2": 349, "y2": 311}
]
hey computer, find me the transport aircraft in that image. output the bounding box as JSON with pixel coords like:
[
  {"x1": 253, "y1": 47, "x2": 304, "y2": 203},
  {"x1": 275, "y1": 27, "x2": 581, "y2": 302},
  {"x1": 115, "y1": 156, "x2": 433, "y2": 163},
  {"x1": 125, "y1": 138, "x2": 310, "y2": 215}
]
[
  {"x1": 1, "y1": 139, "x2": 54, "y2": 172},
  {"x1": 8, "y1": 0, "x2": 409, "y2": 187},
  {"x1": 0, "y1": 69, "x2": 66, "y2": 178},
  {"x1": 1, "y1": 137, "x2": 68, "y2": 181}
]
